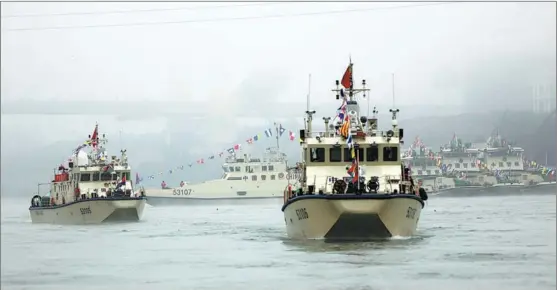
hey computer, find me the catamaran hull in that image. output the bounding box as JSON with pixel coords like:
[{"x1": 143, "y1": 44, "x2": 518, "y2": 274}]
[
  {"x1": 146, "y1": 195, "x2": 282, "y2": 206},
  {"x1": 282, "y1": 194, "x2": 424, "y2": 240},
  {"x1": 29, "y1": 197, "x2": 146, "y2": 224}
]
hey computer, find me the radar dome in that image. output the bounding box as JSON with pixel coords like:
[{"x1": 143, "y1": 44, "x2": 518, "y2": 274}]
[{"x1": 76, "y1": 150, "x2": 89, "y2": 166}]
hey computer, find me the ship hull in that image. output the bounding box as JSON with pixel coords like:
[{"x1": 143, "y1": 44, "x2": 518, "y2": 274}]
[
  {"x1": 146, "y1": 195, "x2": 282, "y2": 206},
  {"x1": 146, "y1": 180, "x2": 287, "y2": 206},
  {"x1": 282, "y1": 194, "x2": 424, "y2": 240},
  {"x1": 29, "y1": 197, "x2": 146, "y2": 224},
  {"x1": 433, "y1": 183, "x2": 556, "y2": 197}
]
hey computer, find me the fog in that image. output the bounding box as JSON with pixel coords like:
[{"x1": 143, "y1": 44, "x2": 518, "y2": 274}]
[{"x1": 1, "y1": 2, "x2": 555, "y2": 195}]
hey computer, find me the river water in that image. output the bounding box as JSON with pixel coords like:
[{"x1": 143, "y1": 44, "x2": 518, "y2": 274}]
[{"x1": 1, "y1": 191, "x2": 555, "y2": 290}]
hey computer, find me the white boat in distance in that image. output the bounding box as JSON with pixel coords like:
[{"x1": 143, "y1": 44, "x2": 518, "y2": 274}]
[
  {"x1": 282, "y1": 61, "x2": 428, "y2": 240},
  {"x1": 146, "y1": 145, "x2": 293, "y2": 206},
  {"x1": 28, "y1": 124, "x2": 147, "y2": 224}
]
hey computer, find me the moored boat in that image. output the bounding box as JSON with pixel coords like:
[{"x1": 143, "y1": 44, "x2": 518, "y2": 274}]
[
  {"x1": 28, "y1": 124, "x2": 147, "y2": 224},
  {"x1": 282, "y1": 61, "x2": 428, "y2": 240}
]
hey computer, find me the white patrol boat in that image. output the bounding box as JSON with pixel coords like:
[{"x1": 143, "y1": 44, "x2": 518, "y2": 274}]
[
  {"x1": 282, "y1": 62, "x2": 428, "y2": 240},
  {"x1": 28, "y1": 124, "x2": 147, "y2": 224},
  {"x1": 146, "y1": 142, "x2": 291, "y2": 206}
]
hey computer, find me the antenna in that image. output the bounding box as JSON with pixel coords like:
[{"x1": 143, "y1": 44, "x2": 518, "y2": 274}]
[
  {"x1": 307, "y1": 74, "x2": 311, "y2": 112},
  {"x1": 274, "y1": 122, "x2": 280, "y2": 150},
  {"x1": 391, "y1": 73, "x2": 396, "y2": 108}
]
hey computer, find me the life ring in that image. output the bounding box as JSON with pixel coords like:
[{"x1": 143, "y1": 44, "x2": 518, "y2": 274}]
[{"x1": 278, "y1": 173, "x2": 285, "y2": 179}]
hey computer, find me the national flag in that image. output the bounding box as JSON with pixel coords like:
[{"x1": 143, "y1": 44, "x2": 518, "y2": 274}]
[
  {"x1": 197, "y1": 159, "x2": 204, "y2": 164},
  {"x1": 340, "y1": 88, "x2": 345, "y2": 99},
  {"x1": 279, "y1": 124, "x2": 286, "y2": 136},
  {"x1": 234, "y1": 144, "x2": 241, "y2": 150},
  {"x1": 289, "y1": 131, "x2": 295, "y2": 141},
  {"x1": 341, "y1": 63, "x2": 353, "y2": 89},
  {"x1": 218, "y1": 152, "x2": 224, "y2": 157},
  {"x1": 188, "y1": 163, "x2": 193, "y2": 167},
  {"x1": 247, "y1": 138, "x2": 253, "y2": 144},
  {"x1": 209, "y1": 155, "x2": 215, "y2": 159},
  {"x1": 264, "y1": 128, "x2": 273, "y2": 137},
  {"x1": 90, "y1": 124, "x2": 99, "y2": 148},
  {"x1": 169, "y1": 169, "x2": 173, "y2": 174},
  {"x1": 227, "y1": 148, "x2": 235, "y2": 154},
  {"x1": 254, "y1": 135, "x2": 259, "y2": 141},
  {"x1": 178, "y1": 165, "x2": 184, "y2": 170}
]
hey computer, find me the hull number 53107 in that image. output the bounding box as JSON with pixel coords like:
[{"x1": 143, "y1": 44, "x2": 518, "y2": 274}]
[
  {"x1": 173, "y1": 189, "x2": 192, "y2": 196},
  {"x1": 295, "y1": 208, "x2": 309, "y2": 220}
]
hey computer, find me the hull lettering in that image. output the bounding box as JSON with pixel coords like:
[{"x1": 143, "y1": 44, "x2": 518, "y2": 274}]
[
  {"x1": 295, "y1": 208, "x2": 309, "y2": 220},
  {"x1": 34, "y1": 210, "x2": 44, "y2": 216},
  {"x1": 406, "y1": 207, "x2": 416, "y2": 219},
  {"x1": 173, "y1": 189, "x2": 192, "y2": 196},
  {"x1": 80, "y1": 206, "x2": 92, "y2": 215}
]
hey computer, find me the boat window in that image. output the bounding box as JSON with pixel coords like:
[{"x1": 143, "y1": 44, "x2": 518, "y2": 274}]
[
  {"x1": 343, "y1": 148, "x2": 364, "y2": 162},
  {"x1": 455, "y1": 163, "x2": 461, "y2": 168},
  {"x1": 498, "y1": 162, "x2": 503, "y2": 167},
  {"x1": 268, "y1": 165, "x2": 274, "y2": 171},
  {"x1": 463, "y1": 163, "x2": 468, "y2": 169},
  {"x1": 418, "y1": 170, "x2": 423, "y2": 175},
  {"x1": 262, "y1": 166, "x2": 267, "y2": 171},
  {"x1": 92, "y1": 173, "x2": 100, "y2": 181},
  {"x1": 80, "y1": 173, "x2": 91, "y2": 182},
  {"x1": 329, "y1": 147, "x2": 342, "y2": 162},
  {"x1": 471, "y1": 163, "x2": 476, "y2": 168},
  {"x1": 382, "y1": 147, "x2": 398, "y2": 162},
  {"x1": 222, "y1": 167, "x2": 229, "y2": 172},
  {"x1": 514, "y1": 161, "x2": 519, "y2": 166},
  {"x1": 101, "y1": 172, "x2": 112, "y2": 181},
  {"x1": 235, "y1": 166, "x2": 241, "y2": 172},
  {"x1": 366, "y1": 147, "x2": 379, "y2": 162},
  {"x1": 252, "y1": 175, "x2": 257, "y2": 181},
  {"x1": 229, "y1": 167, "x2": 235, "y2": 172},
  {"x1": 506, "y1": 162, "x2": 511, "y2": 167},
  {"x1": 310, "y1": 148, "x2": 325, "y2": 162},
  {"x1": 112, "y1": 173, "x2": 118, "y2": 181},
  {"x1": 261, "y1": 175, "x2": 267, "y2": 181},
  {"x1": 435, "y1": 170, "x2": 440, "y2": 174},
  {"x1": 227, "y1": 176, "x2": 242, "y2": 180},
  {"x1": 271, "y1": 175, "x2": 276, "y2": 180}
]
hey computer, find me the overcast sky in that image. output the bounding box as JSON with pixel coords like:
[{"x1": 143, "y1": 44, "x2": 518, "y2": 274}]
[{"x1": 1, "y1": 1, "x2": 555, "y2": 163}]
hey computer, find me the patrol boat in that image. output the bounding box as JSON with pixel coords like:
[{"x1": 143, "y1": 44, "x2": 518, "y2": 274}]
[
  {"x1": 146, "y1": 132, "x2": 290, "y2": 206},
  {"x1": 282, "y1": 62, "x2": 427, "y2": 240},
  {"x1": 28, "y1": 124, "x2": 147, "y2": 224}
]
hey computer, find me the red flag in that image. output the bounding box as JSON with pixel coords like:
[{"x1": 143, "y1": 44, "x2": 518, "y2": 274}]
[
  {"x1": 341, "y1": 64, "x2": 352, "y2": 89},
  {"x1": 91, "y1": 124, "x2": 99, "y2": 148}
]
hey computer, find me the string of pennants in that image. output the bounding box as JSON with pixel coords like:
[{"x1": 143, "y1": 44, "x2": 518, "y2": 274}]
[{"x1": 139, "y1": 123, "x2": 297, "y2": 181}]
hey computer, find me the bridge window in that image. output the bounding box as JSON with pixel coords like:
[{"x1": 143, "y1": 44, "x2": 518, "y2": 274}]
[
  {"x1": 80, "y1": 174, "x2": 91, "y2": 182},
  {"x1": 268, "y1": 165, "x2": 274, "y2": 171},
  {"x1": 101, "y1": 172, "x2": 112, "y2": 181},
  {"x1": 252, "y1": 175, "x2": 257, "y2": 181},
  {"x1": 227, "y1": 177, "x2": 242, "y2": 180},
  {"x1": 514, "y1": 161, "x2": 519, "y2": 166},
  {"x1": 233, "y1": 166, "x2": 240, "y2": 172},
  {"x1": 463, "y1": 163, "x2": 468, "y2": 169},
  {"x1": 112, "y1": 173, "x2": 118, "y2": 181},
  {"x1": 366, "y1": 147, "x2": 379, "y2": 162},
  {"x1": 507, "y1": 162, "x2": 511, "y2": 167},
  {"x1": 310, "y1": 148, "x2": 325, "y2": 162},
  {"x1": 455, "y1": 163, "x2": 461, "y2": 168},
  {"x1": 229, "y1": 167, "x2": 235, "y2": 172},
  {"x1": 271, "y1": 175, "x2": 276, "y2": 180},
  {"x1": 92, "y1": 173, "x2": 100, "y2": 181},
  {"x1": 382, "y1": 147, "x2": 398, "y2": 162},
  {"x1": 344, "y1": 148, "x2": 363, "y2": 162},
  {"x1": 329, "y1": 147, "x2": 342, "y2": 162},
  {"x1": 435, "y1": 170, "x2": 440, "y2": 174},
  {"x1": 262, "y1": 166, "x2": 268, "y2": 171},
  {"x1": 498, "y1": 162, "x2": 503, "y2": 167},
  {"x1": 471, "y1": 163, "x2": 476, "y2": 168},
  {"x1": 261, "y1": 175, "x2": 267, "y2": 181}
]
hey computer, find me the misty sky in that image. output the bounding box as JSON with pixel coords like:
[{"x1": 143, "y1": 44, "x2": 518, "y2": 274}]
[{"x1": 1, "y1": 2, "x2": 556, "y2": 191}]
